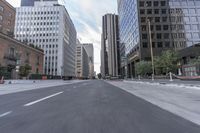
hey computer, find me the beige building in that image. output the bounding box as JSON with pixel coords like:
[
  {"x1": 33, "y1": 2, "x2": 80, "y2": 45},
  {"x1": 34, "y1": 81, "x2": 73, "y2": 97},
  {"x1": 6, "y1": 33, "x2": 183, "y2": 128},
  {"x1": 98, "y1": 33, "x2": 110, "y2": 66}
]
[{"x1": 76, "y1": 40, "x2": 89, "y2": 79}]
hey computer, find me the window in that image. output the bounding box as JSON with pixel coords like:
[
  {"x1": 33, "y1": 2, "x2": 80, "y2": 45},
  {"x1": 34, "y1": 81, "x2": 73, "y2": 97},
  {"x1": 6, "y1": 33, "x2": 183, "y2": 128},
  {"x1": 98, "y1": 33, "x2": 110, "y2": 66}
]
[
  {"x1": 162, "y1": 17, "x2": 167, "y2": 22},
  {"x1": 163, "y1": 25, "x2": 169, "y2": 30},
  {"x1": 142, "y1": 34, "x2": 147, "y2": 39},
  {"x1": 164, "y1": 33, "x2": 169, "y2": 39},
  {"x1": 154, "y1": 9, "x2": 159, "y2": 14},
  {"x1": 161, "y1": 1, "x2": 166, "y2": 6},
  {"x1": 139, "y1": 1, "x2": 145, "y2": 7},
  {"x1": 0, "y1": 6, "x2": 3, "y2": 12},
  {"x1": 161, "y1": 9, "x2": 167, "y2": 14},
  {"x1": 9, "y1": 48, "x2": 15, "y2": 56},
  {"x1": 141, "y1": 17, "x2": 146, "y2": 23},
  {"x1": 140, "y1": 9, "x2": 145, "y2": 14},
  {"x1": 146, "y1": 1, "x2": 152, "y2": 7},
  {"x1": 154, "y1": 1, "x2": 159, "y2": 6},
  {"x1": 165, "y1": 42, "x2": 170, "y2": 48},
  {"x1": 155, "y1": 17, "x2": 160, "y2": 22},
  {"x1": 147, "y1": 9, "x2": 152, "y2": 14},
  {"x1": 142, "y1": 42, "x2": 148, "y2": 48},
  {"x1": 156, "y1": 25, "x2": 161, "y2": 31},
  {"x1": 157, "y1": 33, "x2": 162, "y2": 39},
  {"x1": 157, "y1": 42, "x2": 163, "y2": 48},
  {"x1": 141, "y1": 25, "x2": 146, "y2": 31}
]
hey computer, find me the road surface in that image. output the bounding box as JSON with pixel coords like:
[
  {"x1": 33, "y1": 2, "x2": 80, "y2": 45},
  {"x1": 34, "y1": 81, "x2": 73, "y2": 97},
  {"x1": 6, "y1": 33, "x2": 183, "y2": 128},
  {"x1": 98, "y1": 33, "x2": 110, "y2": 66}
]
[{"x1": 0, "y1": 80, "x2": 200, "y2": 133}]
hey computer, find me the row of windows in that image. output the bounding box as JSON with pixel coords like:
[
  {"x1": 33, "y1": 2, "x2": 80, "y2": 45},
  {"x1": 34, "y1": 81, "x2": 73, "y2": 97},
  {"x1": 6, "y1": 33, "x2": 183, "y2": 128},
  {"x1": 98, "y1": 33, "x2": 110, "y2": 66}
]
[
  {"x1": 45, "y1": 50, "x2": 58, "y2": 55},
  {"x1": 18, "y1": 11, "x2": 59, "y2": 15},
  {"x1": 18, "y1": 38, "x2": 59, "y2": 44},
  {"x1": 141, "y1": 25, "x2": 170, "y2": 31},
  {"x1": 16, "y1": 33, "x2": 59, "y2": 37},
  {"x1": 139, "y1": 1, "x2": 167, "y2": 7},
  {"x1": 140, "y1": 9, "x2": 168, "y2": 15},
  {"x1": 142, "y1": 33, "x2": 185, "y2": 40},
  {"x1": 17, "y1": 16, "x2": 59, "y2": 21},
  {"x1": 142, "y1": 41, "x2": 186, "y2": 48}
]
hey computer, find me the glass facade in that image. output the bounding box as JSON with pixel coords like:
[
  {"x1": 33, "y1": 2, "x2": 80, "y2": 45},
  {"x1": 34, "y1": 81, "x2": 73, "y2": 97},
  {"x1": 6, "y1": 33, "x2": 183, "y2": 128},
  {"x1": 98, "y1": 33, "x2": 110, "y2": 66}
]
[
  {"x1": 118, "y1": 0, "x2": 140, "y2": 56},
  {"x1": 169, "y1": 0, "x2": 200, "y2": 47}
]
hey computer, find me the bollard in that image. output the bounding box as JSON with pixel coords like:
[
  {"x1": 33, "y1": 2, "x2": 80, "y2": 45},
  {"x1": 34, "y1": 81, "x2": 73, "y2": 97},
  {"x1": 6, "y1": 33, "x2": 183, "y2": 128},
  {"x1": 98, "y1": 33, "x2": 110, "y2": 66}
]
[
  {"x1": 169, "y1": 72, "x2": 173, "y2": 82},
  {"x1": 152, "y1": 74, "x2": 154, "y2": 81}
]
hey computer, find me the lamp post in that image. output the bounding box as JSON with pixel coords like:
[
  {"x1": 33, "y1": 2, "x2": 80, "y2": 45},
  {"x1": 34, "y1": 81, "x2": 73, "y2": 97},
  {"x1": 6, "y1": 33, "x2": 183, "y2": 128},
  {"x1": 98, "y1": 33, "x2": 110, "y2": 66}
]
[{"x1": 147, "y1": 19, "x2": 155, "y2": 81}]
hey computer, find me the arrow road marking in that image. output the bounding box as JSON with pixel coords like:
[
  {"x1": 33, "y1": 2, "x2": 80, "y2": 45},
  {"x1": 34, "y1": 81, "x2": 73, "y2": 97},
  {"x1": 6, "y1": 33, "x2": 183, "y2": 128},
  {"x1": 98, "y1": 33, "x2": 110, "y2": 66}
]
[{"x1": 24, "y1": 92, "x2": 63, "y2": 107}]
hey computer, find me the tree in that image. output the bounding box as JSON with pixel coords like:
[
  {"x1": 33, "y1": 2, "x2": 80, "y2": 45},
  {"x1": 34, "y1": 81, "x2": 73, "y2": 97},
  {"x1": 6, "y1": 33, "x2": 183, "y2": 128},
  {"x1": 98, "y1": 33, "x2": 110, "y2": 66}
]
[
  {"x1": 135, "y1": 61, "x2": 152, "y2": 76},
  {"x1": 19, "y1": 64, "x2": 32, "y2": 78},
  {"x1": 97, "y1": 73, "x2": 102, "y2": 79},
  {"x1": 154, "y1": 50, "x2": 178, "y2": 75},
  {"x1": 189, "y1": 56, "x2": 200, "y2": 65}
]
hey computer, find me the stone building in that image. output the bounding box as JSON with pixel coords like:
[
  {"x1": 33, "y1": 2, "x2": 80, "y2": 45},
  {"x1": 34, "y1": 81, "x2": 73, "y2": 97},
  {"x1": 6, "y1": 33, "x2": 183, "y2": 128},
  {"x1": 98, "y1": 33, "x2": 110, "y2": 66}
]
[
  {"x1": 0, "y1": 33, "x2": 44, "y2": 79},
  {"x1": 0, "y1": 0, "x2": 15, "y2": 36}
]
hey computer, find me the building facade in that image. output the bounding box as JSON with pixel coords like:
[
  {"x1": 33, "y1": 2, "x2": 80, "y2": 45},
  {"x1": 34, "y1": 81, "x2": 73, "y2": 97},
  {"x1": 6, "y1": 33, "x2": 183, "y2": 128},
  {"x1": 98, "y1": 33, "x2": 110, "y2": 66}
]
[
  {"x1": 21, "y1": 0, "x2": 57, "y2": 7},
  {"x1": 168, "y1": 0, "x2": 200, "y2": 47},
  {"x1": 15, "y1": 0, "x2": 77, "y2": 77},
  {"x1": 0, "y1": 0, "x2": 15, "y2": 36},
  {"x1": 76, "y1": 40, "x2": 89, "y2": 79},
  {"x1": 82, "y1": 43, "x2": 94, "y2": 78},
  {"x1": 0, "y1": 33, "x2": 44, "y2": 79},
  {"x1": 117, "y1": 0, "x2": 190, "y2": 78},
  {"x1": 101, "y1": 14, "x2": 120, "y2": 78}
]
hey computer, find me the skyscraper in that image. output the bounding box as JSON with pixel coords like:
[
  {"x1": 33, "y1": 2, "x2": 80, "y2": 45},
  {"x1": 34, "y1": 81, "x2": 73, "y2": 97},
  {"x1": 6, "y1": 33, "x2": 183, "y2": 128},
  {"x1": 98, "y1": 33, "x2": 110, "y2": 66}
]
[
  {"x1": 76, "y1": 40, "x2": 89, "y2": 79},
  {"x1": 101, "y1": 14, "x2": 120, "y2": 78},
  {"x1": 117, "y1": 0, "x2": 189, "y2": 78},
  {"x1": 82, "y1": 43, "x2": 94, "y2": 79},
  {"x1": 15, "y1": 0, "x2": 77, "y2": 77}
]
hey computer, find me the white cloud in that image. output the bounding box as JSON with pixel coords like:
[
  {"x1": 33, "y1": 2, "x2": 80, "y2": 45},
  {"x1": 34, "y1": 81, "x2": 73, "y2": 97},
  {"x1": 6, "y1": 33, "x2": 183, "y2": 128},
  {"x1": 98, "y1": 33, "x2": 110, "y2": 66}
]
[{"x1": 6, "y1": 0, "x2": 20, "y2": 7}]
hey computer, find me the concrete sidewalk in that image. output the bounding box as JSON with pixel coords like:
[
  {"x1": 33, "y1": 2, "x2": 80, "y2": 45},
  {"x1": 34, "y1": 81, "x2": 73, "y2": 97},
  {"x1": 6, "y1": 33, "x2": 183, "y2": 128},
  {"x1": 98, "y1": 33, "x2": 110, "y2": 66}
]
[
  {"x1": 0, "y1": 80, "x2": 86, "y2": 95},
  {"x1": 108, "y1": 80, "x2": 200, "y2": 125},
  {"x1": 127, "y1": 78, "x2": 200, "y2": 88}
]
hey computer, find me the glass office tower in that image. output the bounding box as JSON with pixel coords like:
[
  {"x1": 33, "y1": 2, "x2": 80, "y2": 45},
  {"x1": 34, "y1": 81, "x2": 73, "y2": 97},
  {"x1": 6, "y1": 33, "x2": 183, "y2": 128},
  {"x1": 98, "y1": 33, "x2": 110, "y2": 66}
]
[
  {"x1": 118, "y1": 0, "x2": 140, "y2": 77},
  {"x1": 169, "y1": 0, "x2": 200, "y2": 47},
  {"x1": 118, "y1": 0, "x2": 187, "y2": 78}
]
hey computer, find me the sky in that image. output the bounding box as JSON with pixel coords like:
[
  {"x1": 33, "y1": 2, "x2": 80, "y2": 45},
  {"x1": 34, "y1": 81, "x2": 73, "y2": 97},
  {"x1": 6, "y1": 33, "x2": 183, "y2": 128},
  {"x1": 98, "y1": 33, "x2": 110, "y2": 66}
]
[{"x1": 6, "y1": 0, "x2": 117, "y2": 73}]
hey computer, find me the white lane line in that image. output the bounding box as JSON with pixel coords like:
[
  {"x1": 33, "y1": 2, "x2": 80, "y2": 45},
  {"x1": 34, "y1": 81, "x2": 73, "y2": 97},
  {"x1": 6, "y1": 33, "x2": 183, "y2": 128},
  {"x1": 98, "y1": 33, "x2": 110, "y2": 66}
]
[
  {"x1": 24, "y1": 91, "x2": 63, "y2": 107},
  {"x1": 0, "y1": 111, "x2": 12, "y2": 118}
]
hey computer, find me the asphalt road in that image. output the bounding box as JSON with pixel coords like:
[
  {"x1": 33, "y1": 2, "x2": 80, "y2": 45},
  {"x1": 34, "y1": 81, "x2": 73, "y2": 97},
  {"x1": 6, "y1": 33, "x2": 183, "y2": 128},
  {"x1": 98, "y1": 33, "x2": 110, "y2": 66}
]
[{"x1": 0, "y1": 80, "x2": 200, "y2": 133}]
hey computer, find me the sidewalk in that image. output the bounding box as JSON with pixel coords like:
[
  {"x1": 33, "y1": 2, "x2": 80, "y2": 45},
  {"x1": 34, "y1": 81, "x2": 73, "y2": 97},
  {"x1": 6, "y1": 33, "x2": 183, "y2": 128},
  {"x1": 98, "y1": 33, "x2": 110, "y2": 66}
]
[
  {"x1": 126, "y1": 78, "x2": 200, "y2": 89},
  {"x1": 108, "y1": 80, "x2": 200, "y2": 125},
  {"x1": 0, "y1": 80, "x2": 85, "y2": 95}
]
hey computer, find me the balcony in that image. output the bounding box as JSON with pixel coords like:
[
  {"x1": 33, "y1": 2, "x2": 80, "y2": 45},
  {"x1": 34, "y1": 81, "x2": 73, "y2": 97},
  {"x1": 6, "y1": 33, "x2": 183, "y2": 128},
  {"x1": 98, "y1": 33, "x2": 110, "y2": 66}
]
[{"x1": 4, "y1": 54, "x2": 17, "y2": 62}]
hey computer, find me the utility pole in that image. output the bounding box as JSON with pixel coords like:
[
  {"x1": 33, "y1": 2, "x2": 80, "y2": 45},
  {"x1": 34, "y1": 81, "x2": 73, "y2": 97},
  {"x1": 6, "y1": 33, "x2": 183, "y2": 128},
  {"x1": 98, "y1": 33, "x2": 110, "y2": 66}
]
[{"x1": 147, "y1": 19, "x2": 155, "y2": 81}]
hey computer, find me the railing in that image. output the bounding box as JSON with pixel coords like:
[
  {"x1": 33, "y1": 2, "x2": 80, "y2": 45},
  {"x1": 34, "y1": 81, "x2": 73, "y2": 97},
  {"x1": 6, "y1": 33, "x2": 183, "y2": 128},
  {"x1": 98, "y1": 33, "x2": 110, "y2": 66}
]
[{"x1": 3, "y1": 54, "x2": 17, "y2": 61}]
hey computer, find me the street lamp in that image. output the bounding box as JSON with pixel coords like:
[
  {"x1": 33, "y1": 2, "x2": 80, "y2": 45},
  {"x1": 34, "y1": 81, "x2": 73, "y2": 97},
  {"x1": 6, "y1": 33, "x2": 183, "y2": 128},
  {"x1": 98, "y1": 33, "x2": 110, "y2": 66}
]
[{"x1": 147, "y1": 19, "x2": 155, "y2": 81}]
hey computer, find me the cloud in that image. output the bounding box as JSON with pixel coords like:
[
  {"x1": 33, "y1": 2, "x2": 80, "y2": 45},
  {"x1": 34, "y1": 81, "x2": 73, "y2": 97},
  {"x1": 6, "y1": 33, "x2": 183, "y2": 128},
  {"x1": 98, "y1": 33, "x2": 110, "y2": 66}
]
[{"x1": 6, "y1": 0, "x2": 117, "y2": 73}]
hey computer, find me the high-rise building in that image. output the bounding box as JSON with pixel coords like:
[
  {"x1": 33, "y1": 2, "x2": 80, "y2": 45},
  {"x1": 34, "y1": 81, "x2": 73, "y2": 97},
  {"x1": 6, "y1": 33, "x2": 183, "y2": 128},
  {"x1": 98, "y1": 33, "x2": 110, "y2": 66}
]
[
  {"x1": 0, "y1": 0, "x2": 15, "y2": 36},
  {"x1": 76, "y1": 40, "x2": 89, "y2": 78},
  {"x1": 101, "y1": 14, "x2": 120, "y2": 78},
  {"x1": 168, "y1": 0, "x2": 200, "y2": 47},
  {"x1": 82, "y1": 43, "x2": 94, "y2": 78},
  {"x1": 15, "y1": 0, "x2": 77, "y2": 77},
  {"x1": 117, "y1": 0, "x2": 190, "y2": 78},
  {"x1": 21, "y1": 0, "x2": 57, "y2": 6}
]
